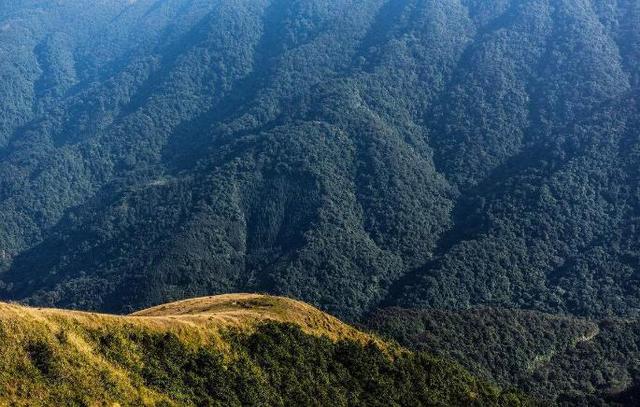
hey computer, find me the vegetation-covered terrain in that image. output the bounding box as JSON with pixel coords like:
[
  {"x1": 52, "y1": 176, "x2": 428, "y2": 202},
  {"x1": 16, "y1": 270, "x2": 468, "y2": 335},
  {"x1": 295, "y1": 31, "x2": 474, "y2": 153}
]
[
  {"x1": 3, "y1": 0, "x2": 640, "y2": 404},
  {"x1": 1, "y1": 0, "x2": 640, "y2": 323},
  {"x1": 367, "y1": 307, "x2": 640, "y2": 405},
  {"x1": 0, "y1": 294, "x2": 528, "y2": 406}
]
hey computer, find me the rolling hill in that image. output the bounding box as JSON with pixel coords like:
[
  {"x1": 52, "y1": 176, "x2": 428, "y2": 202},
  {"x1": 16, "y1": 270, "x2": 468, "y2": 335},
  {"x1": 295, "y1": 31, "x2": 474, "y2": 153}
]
[{"x1": 0, "y1": 294, "x2": 528, "y2": 406}]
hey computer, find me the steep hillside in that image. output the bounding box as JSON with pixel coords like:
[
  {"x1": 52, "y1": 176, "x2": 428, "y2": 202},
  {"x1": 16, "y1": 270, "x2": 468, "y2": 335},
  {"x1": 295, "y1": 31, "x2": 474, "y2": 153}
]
[
  {"x1": 368, "y1": 307, "x2": 640, "y2": 405},
  {"x1": 0, "y1": 294, "x2": 528, "y2": 406},
  {"x1": 1, "y1": 0, "x2": 640, "y2": 322}
]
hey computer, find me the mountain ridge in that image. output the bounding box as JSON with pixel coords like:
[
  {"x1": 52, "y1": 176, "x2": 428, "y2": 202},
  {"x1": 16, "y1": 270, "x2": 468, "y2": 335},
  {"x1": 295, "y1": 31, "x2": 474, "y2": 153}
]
[{"x1": 0, "y1": 293, "x2": 529, "y2": 406}]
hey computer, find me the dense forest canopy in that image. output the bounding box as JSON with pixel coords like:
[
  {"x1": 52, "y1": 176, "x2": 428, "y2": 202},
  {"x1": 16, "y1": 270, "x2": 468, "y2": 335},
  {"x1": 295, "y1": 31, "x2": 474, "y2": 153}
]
[
  {"x1": 367, "y1": 307, "x2": 640, "y2": 405},
  {"x1": 0, "y1": 0, "x2": 639, "y2": 323},
  {"x1": 4, "y1": 1, "x2": 640, "y2": 404}
]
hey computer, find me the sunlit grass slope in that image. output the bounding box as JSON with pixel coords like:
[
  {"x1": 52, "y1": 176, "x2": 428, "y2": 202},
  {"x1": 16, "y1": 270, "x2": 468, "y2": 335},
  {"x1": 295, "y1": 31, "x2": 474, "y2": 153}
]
[
  {"x1": 0, "y1": 294, "x2": 530, "y2": 406},
  {"x1": 131, "y1": 293, "x2": 373, "y2": 343}
]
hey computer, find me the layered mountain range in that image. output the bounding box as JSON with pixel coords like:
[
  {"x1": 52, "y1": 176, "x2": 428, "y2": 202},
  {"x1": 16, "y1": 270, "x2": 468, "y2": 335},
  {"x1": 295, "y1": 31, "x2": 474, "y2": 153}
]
[
  {"x1": 2, "y1": 0, "x2": 640, "y2": 404},
  {"x1": 2, "y1": 0, "x2": 640, "y2": 320}
]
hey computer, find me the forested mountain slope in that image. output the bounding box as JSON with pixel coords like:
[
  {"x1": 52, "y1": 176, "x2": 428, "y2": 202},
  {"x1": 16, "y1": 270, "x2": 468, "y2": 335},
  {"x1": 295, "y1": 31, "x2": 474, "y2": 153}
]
[
  {"x1": 368, "y1": 307, "x2": 640, "y2": 405},
  {"x1": 1, "y1": 0, "x2": 640, "y2": 322}
]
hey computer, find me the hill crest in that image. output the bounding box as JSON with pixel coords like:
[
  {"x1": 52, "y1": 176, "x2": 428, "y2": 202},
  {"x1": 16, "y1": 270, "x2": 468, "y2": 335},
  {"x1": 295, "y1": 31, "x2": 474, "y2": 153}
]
[
  {"x1": 0, "y1": 293, "x2": 374, "y2": 344},
  {"x1": 0, "y1": 294, "x2": 528, "y2": 406}
]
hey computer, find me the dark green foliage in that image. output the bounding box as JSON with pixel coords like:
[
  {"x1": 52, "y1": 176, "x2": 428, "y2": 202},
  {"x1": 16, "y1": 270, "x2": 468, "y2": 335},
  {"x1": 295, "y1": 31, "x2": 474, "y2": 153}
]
[
  {"x1": 136, "y1": 332, "x2": 243, "y2": 405},
  {"x1": 25, "y1": 340, "x2": 57, "y2": 378},
  {"x1": 368, "y1": 307, "x2": 640, "y2": 405},
  {"x1": 92, "y1": 322, "x2": 530, "y2": 406},
  {"x1": 1, "y1": 0, "x2": 640, "y2": 323}
]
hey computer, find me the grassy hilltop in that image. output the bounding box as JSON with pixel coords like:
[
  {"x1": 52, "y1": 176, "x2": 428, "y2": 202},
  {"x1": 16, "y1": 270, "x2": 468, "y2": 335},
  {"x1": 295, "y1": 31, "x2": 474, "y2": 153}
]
[{"x1": 0, "y1": 294, "x2": 529, "y2": 406}]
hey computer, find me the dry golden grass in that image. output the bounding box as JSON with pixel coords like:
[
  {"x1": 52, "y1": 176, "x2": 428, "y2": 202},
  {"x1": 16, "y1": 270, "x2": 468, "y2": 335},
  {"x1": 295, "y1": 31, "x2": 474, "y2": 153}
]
[
  {"x1": 0, "y1": 293, "x2": 377, "y2": 345},
  {"x1": 131, "y1": 293, "x2": 376, "y2": 343},
  {"x1": 0, "y1": 302, "x2": 173, "y2": 406},
  {"x1": 0, "y1": 294, "x2": 385, "y2": 406}
]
